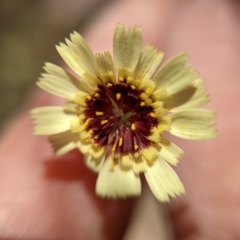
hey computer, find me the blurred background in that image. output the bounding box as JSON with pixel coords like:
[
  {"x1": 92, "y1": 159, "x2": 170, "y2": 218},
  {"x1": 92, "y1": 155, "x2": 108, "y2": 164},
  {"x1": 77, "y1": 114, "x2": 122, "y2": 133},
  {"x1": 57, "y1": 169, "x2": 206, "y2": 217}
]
[{"x1": 0, "y1": 0, "x2": 111, "y2": 132}]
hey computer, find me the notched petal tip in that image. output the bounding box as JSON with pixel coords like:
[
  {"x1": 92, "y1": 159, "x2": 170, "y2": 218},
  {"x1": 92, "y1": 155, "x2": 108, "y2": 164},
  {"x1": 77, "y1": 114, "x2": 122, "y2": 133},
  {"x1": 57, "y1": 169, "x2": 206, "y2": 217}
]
[
  {"x1": 96, "y1": 158, "x2": 141, "y2": 198},
  {"x1": 145, "y1": 159, "x2": 185, "y2": 202},
  {"x1": 113, "y1": 23, "x2": 142, "y2": 71}
]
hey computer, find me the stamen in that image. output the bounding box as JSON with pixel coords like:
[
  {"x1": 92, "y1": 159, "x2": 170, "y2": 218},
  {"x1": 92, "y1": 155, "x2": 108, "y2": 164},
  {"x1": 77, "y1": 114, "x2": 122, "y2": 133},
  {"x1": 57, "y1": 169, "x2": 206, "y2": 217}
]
[
  {"x1": 116, "y1": 93, "x2": 121, "y2": 100},
  {"x1": 101, "y1": 120, "x2": 108, "y2": 125},
  {"x1": 118, "y1": 137, "x2": 123, "y2": 146},
  {"x1": 131, "y1": 123, "x2": 136, "y2": 131},
  {"x1": 95, "y1": 111, "x2": 104, "y2": 116},
  {"x1": 83, "y1": 80, "x2": 157, "y2": 156}
]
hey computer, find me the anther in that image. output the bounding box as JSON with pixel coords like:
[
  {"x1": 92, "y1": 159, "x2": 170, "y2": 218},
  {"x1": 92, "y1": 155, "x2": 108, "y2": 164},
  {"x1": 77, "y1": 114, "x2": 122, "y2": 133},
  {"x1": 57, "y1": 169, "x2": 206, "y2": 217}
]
[
  {"x1": 89, "y1": 129, "x2": 93, "y2": 134},
  {"x1": 101, "y1": 120, "x2": 108, "y2": 125},
  {"x1": 119, "y1": 77, "x2": 124, "y2": 81},
  {"x1": 95, "y1": 111, "x2": 104, "y2": 116},
  {"x1": 140, "y1": 101, "x2": 146, "y2": 106},
  {"x1": 112, "y1": 144, "x2": 116, "y2": 152},
  {"x1": 131, "y1": 123, "x2": 136, "y2": 131},
  {"x1": 116, "y1": 93, "x2": 121, "y2": 100},
  {"x1": 118, "y1": 137, "x2": 123, "y2": 146},
  {"x1": 107, "y1": 83, "x2": 113, "y2": 87},
  {"x1": 149, "y1": 112, "x2": 156, "y2": 118},
  {"x1": 86, "y1": 95, "x2": 92, "y2": 100},
  {"x1": 85, "y1": 118, "x2": 91, "y2": 126}
]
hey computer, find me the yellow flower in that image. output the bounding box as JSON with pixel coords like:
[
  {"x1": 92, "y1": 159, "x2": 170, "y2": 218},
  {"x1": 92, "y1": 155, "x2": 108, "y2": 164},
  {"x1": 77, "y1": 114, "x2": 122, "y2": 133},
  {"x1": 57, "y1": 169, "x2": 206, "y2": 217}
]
[{"x1": 31, "y1": 24, "x2": 216, "y2": 202}]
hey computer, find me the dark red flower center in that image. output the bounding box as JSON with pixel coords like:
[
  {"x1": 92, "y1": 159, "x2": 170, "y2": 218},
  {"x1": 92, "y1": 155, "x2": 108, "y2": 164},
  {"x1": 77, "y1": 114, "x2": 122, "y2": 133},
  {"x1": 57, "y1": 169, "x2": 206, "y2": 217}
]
[{"x1": 84, "y1": 79, "x2": 158, "y2": 156}]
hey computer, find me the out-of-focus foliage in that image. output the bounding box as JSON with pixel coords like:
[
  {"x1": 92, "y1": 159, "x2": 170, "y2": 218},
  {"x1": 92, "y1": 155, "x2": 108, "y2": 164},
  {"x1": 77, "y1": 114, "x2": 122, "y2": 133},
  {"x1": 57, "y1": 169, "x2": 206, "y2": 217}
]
[{"x1": 0, "y1": 0, "x2": 109, "y2": 131}]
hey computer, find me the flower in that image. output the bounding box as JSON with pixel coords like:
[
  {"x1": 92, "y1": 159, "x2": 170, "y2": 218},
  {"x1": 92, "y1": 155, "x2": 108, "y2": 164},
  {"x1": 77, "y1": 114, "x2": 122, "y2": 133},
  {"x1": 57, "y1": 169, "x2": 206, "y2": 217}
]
[{"x1": 31, "y1": 24, "x2": 216, "y2": 202}]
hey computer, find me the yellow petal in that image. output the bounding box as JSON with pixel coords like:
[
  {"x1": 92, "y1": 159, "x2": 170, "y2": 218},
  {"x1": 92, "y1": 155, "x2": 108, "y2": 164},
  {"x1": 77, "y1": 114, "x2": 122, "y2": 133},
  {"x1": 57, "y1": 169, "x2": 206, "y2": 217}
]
[
  {"x1": 154, "y1": 53, "x2": 197, "y2": 94},
  {"x1": 77, "y1": 138, "x2": 92, "y2": 154},
  {"x1": 70, "y1": 117, "x2": 81, "y2": 133},
  {"x1": 113, "y1": 24, "x2": 142, "y2": 71},
  {"x1": 132, "y1": 155, "x2": 147, "y2": 174},
  {"x1": 133, "y1": 44, "x2": 163, "y2": 79},
  {"x1": 139, "y1": 78, "x2": 156, "y2": 95},
  {"x1": 95, "y1": 52, "x2": 116, "y2": 79},
  {"x1": 151, "y1": 85, "x2": 169, "y2": 102},
  {"x1": 151, "y1": 101, "x2": 164, "y2": 119},
  {"x1": 145, "y1": 158, "x2": 185, "y2": 202},
  {"x1": 142, "y1": 144, "x2": 160, "y2": 164},
  {"x1": 31, "y1": 106, "x2": 76, "y2": 135},
  {"x1": 37, "y1": 63, "x2": 82, "y2": 98},
  {"x1": 49, "y1": 130, "x2": 79, "y2": 156},
  {"x1": 74, "y1": 91, "x2": 88, "y2": 107},
  {"x1": 56, "y1": 31, "x2": 97, "y2": 77},
  {"x1": 84, "y1": 153, "x2": 104, "y2": 173},
  {"x1": 63, "y1": 102, "x2": 78, "y2": 113},
  {"x1": 159, "y1": 138, "x2": 184, "y2": 166},
  {"x1": 89, "y1": 145, "x2": 105, "y2": 159},
  {"x1": 168, "y1": 109, "x2": 217, "y2": 140},
  {"x1": 166, "y1": 78, "x2": 210, "y2": 111},
  {"x1": 147, "y1": 127, "x2": 160, "y2": 143},
  {"x1": 120, "y1": 154, "x2": 133, "y2": 168},
  {"x1": 96, "y1": 157, "x2": 141, "y2": 198}
]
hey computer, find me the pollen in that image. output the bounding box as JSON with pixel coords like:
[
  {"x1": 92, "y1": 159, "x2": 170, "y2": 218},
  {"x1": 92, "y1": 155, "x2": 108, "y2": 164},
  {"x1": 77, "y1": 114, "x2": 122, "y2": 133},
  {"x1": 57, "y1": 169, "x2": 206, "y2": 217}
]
[
  {"x1": 89, "y1": 129, "x2": 93, "y2": 134},
  {"x1": 131, "y1": 123, "x2": 136, "y2": 131},
  {"x1": 140, "y1": 101, "x2": 146, "y2": 106},
  {"x1": 85, "y1": 118, "x2": 91, "y2": 125},
  {"x1": 149, "y1": 112, "x2": 156, "y2": 118},
  {"x1": 101, "y1": 119, "x2": 108, "y2": 125},
  {"x1": 87, "y1": 95, "x2": 92, "y2": 100},
  {"x1": 134, "y1": 144, "x2": 139, "y2": 150},
  {"x1": 119, "y1": 77, "x2": 124, "y2": 81},
  {"x1": 96, "y1": 111, "x2": 104, "y2": 116},
  {"x1": 118, "y1": 137, "x2": 123, "y2": 146},
  {"x1": 116, "y1": 93, "x2": 121, "y2": 100},
  {"x1": 94, "y1": 135, "x2": 99, "y2": 139},
  {"x1": 112, "y1": 144, "x2": 116, "y2": 152},
  {"x1": 131, "y1": 85, "x2": 136, "y2": 89},
  {"x1": 94, "y1": 93, "x2": 100, "y2": 98},
  {"x1": 107, "y1": 83, "x2": 113, "y2": 87}
]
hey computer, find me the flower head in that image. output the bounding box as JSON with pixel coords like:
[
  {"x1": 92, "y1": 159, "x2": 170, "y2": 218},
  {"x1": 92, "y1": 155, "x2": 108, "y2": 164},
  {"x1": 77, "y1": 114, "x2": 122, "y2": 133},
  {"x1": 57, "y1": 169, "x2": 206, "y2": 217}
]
[{"x1": 31, "y1": 24, "x2": 216, "y2": 202}]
